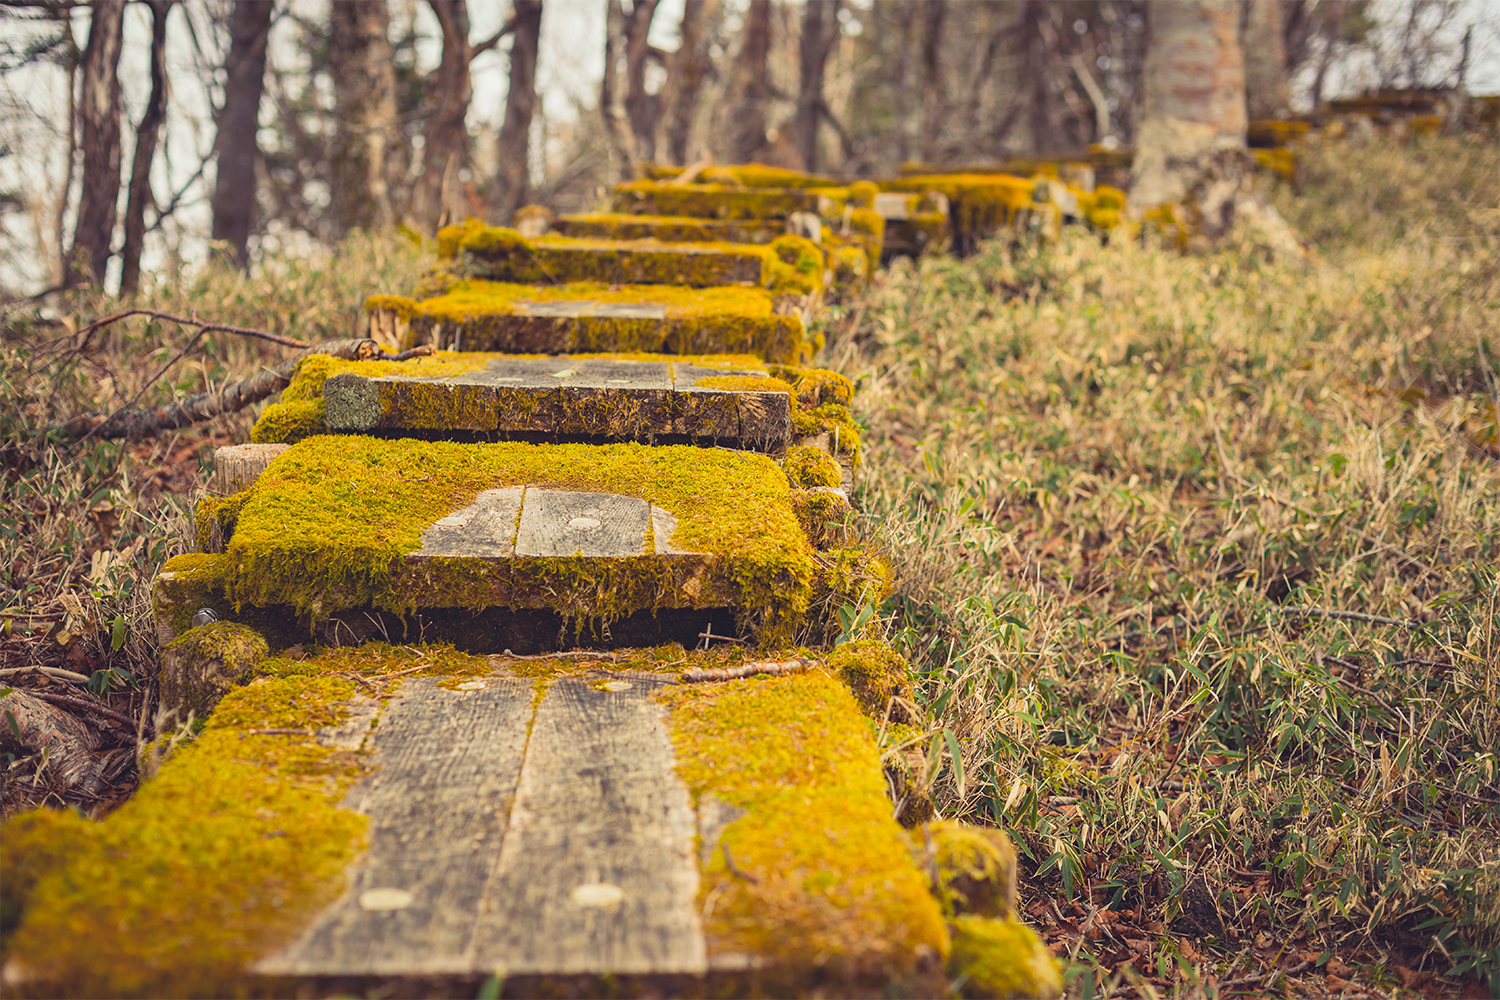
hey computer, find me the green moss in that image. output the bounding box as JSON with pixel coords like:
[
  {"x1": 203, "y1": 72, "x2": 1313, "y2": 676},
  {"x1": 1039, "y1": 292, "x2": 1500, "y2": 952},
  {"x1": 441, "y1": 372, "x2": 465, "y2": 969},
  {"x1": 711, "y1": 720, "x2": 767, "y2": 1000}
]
[
  {"x1": 194, "y1": 490, "x2": 252, "y2": 551},
  {"x1": 806, "y1": 546, "x2": 894, "y2": 646},
  {"x1": 159, "y1": 621, "x2": 269, "y2": 723},
  {"x1": 782, "y1": 445, "x2": 842, "y2": 488},
  {"x1": 0, "y1": 808, "x2": 95, "y2": 945},
  {"x1": 250, "y1": 398, "x2": 325, "y2": 445},
  {"x1": 553, "y1": 213, "x2": 785, "y2": 245},
  {"x1": 924, "y1": 821, "x2": 1017, "y2": 920},
  {"x1": 825, "y1": 639, "x2": 911, "y2": 718},
  {"x1": 948, "y1": 915, "x2": 1063, "y2": 999},
  {"x1": 640, "y1": 163, "x2": 843, "y2": 190},
  {"x1": 660, "y1": 671, "x2": 949, "y2": 977},
  {"x1": 216, "y1": 436, "x2": 815, "y2": 645},
  {"x1": 882, "y1": 174, "x2": 1035, "y2": 251},
  {"x1": 366, "y1": 281, "x2": 812, "y2": 364},
  {"x1": 0, "y1": 662, "x2": 371, "y2": 997}
]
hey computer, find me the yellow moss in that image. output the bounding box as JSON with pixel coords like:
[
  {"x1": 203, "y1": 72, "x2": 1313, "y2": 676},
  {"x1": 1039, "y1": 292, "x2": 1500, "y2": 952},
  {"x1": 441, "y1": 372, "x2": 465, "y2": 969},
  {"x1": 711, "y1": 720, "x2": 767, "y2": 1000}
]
[
  {"x1": 694, "y1": 374, "x2": 791, "y2": 395},
  {"x1": 807, "y1": 546, "x2": 894, "y2": 646},
  {"x1": 793, "y1": 401, "x2": 862, "y2": 462},
  {"x1": 788, "y1": 487, "x2": 851, "y2": 550},
  {"x1": 159, "y1": 621, "x2": 270, "y2": 722},
  {"x1": 443, "y1": 223, "x2": 825, "y2": 297},
  {"x1": 825, "y1": 639, "x2": 911, "y2": 718},
  {"x1": 553, "y1": 212, "x2": 784, "y2": 245},
  {"x1": 612, "y1": 180, "x2": 843, "y2": 221},
  {"x1": 782, "y1": 444, "x2": 842, "y2": 488},
  {"x1": 847, "y1": 181, "x2": 878, "y2": 209},
  {"x1": 924, "y1": 821, "x2": 1018, "y2": 920},
  {"x1": 213, "y1": 436, "x2": 815, "y2": 644},
  {"x1": 249, "y1": 398, "x2": 324, "y2": 445},
  {"x1": 948, "y1": 915, "x2": 1063, "y2": 999},
  {"x1": 0, "y1": 808, "x2": 95, "y2": 942},
  {"x1": 881, "y1": 174, "x2": 1035, "y2": 250},
  {"x1": 0, "y1": 669, "x2": 370, "y2": 997},
  {"x1": 659, "y1": 671, "x2": 949, "y2": 976},
  {"x1": 793, "y1": 368, "x2": 853, "y2": 408},
  {"x1": 366, "y1": 280, "x2": 812, "y2": 365},
  {"x1": 638, "y1": 163, "x2": 842, "y2": 190}
]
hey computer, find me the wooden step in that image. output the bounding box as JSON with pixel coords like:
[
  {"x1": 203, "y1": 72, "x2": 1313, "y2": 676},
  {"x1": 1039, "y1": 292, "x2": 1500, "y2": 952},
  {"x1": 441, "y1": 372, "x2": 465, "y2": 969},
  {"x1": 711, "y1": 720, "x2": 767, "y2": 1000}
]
[
  {"x1": 436, "y1": 224, "x2": 823, "y2": 298},
  {"x1": 158, "y1": 437, "x2": 818, "y2": 650},
  {"x1": 612, "y1": 181, "x2": 841, "y2": 220},
  {"x1": 1, "y1": 645, "x2": 1063, "y2": 996},
  {"x1": 553, "y1": 212, "x2": 788, "y2": 245},
  {"x1": 322, "y1": 355, "x2": 792, "y2": 450},
  {"x1": 365, "y1": 281, "x2": 814, "y2": 364}
]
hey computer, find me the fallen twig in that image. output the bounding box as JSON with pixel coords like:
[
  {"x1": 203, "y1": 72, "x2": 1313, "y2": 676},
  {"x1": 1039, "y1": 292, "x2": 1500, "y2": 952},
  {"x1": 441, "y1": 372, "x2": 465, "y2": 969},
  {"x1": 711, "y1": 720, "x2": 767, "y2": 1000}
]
[
  {"x1": 682, "y1": 659, "x2": 813, "y2": 683},
  {"x1": 73, "y1": 308, "x2": 312, "y2": 351},
  {"x1": 32, "y1": 690, "x2": 138, "y2": 729},
  {"x1": 245, "y1": 728, "x2": 315, "y2": 736},
  {"x1": 0, "y1": 665, "x2": 92, "y2": 685},
  {"x1": 1284, "y1": 607, "x2": 1423, "y2": 629},
  {"x1": 721, "y1": 843, "x2": 759, "y2": 883},
  {"x1": 47, "y1": 339, "x2": 433, "y2": 444},
  {"x1": 496, "y1": 649, "x2": 623, "y2": 662}
]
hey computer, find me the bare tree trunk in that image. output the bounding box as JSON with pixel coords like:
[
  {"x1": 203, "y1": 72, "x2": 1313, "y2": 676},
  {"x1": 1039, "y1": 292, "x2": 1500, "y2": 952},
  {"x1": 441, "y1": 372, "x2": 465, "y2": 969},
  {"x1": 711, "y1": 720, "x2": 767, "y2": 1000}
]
[
  {"x1": 660, "y1": 0, "x2": 716, "y2": 165},
  {"x1": 67, "y1": 0, "x2": 126, "y2": 288},
  {"x1": 492, "y1": 0, "x2": 543, "y2": 223},
  {"x1": 54, "y1": 13, "x2": 80, "y2": 288},
  {"x1": 330, "y1": 0, "x2": 397, "y2": 237},
  {"x1": 119, "y1": 0, "x2": 173, "y2": 296},
  {"x1": 892, "y1": 0, "x2": 915, "y2": 164},
  {"x1": 1309, "y1": 0, "x2": 1343, "y2": 109},
  {"x1": 1023, "y1": 0, "x2": 1056, "y2": 155},
  {"x1": 795, "y1": 0, "x2": 839, "y2": 173},
  {"x1": 1242, "y1": 0, "x2": 1290, "y2": 118},
  {"x1": 731, "y1": 0, "x2": 773, "y2": 164},
  {"x1": 624, "y1": 0, "x2": 662, "y2": 163},
  {"x1": 919, "y1": 0, "x2": 944, "y2": 162},
  {"x1": 601, "y1": 0, "x2": 635, "y2": 181},
  {"x1": 210, "y1": 0, "x2": 273, "y2": 270},
  {"x1": 412, "y1": 0, "x2": 473, "y2": 232},
  {"x1": 1130, "y1": 0, "x2": 1299, "y2": 253}
]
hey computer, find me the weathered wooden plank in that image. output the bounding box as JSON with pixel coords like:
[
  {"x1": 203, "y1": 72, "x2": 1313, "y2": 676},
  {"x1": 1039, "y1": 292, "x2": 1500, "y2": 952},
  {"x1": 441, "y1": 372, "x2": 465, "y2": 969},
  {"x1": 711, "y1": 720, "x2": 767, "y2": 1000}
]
[
  {"x1": 414, "y1": 487, "x2": 524, "y2": 558},
  {"x1": 324, "y1": 356, "x2": 795, "y2": 449},
  {"x1": 514, "y1": 489, "x2": 652, "y2": 558},
  {"x1": 469, "y1": 676, "x2": 706, "y2": 975},
  {"x1": 211, "y1": 443, "x2": 290, "y2": 495},
  {"x1": 256, "y1": 676, "x2": 536, "y2": 976},
  {"x1": 512, "y1": 300, "x2": 668, "y2": 320}
]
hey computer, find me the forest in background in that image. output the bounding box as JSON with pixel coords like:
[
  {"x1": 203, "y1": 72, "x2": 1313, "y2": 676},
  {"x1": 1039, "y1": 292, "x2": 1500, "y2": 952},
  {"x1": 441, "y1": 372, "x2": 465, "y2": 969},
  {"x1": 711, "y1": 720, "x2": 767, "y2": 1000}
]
[{"x1": 0, "y1": 0, "x2": 1492, "y2": 297}]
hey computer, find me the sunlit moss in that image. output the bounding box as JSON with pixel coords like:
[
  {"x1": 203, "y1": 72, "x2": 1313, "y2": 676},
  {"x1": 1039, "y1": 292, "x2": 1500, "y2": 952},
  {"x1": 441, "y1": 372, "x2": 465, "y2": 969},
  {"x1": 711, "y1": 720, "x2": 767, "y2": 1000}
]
[
  {"x1": 947, "y1": 915, "x2": 1062, "y2": 999},
  {"x1": 782, "y1": 445, "x2": 842, "y2": 488}
]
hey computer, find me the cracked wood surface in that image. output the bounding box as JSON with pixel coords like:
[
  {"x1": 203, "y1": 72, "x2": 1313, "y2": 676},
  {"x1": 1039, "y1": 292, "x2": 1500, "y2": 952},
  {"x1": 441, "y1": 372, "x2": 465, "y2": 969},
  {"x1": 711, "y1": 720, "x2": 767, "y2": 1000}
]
[{"x1": 259, "y1": 673, "x2": 706, "y2": 977}]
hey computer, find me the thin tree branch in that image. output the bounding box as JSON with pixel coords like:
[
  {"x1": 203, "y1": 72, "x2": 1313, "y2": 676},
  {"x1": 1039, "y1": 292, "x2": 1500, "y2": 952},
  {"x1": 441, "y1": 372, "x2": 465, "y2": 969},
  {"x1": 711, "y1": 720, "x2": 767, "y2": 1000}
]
[
  {"x1": 74, "y1": 308, "x2": 311, "y2": 351},
  {"x1": 468, "y1": 15, "x2": 516, "y2": 61}
]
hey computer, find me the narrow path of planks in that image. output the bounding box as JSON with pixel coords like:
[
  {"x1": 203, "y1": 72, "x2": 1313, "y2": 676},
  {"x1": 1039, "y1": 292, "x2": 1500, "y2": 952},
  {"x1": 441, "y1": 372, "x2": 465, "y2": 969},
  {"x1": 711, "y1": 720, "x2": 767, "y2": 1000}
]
[{"x1": 259, "y1": 672, "x2": 706, "y2": 978}]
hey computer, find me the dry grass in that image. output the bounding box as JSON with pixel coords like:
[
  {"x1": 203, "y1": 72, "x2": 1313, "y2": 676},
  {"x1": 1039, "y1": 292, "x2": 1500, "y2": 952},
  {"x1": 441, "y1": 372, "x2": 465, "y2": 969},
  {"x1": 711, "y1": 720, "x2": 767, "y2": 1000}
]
[{"x1": 833, "y1": 134, "x2": 1500, "y2": 995}]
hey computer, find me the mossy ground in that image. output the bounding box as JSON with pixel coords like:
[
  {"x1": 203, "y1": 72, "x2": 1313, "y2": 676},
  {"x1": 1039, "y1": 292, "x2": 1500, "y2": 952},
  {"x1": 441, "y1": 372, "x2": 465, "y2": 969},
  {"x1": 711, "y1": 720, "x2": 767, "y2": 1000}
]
[
  {"x1": 365, "y1": 280, "x2": 813, "y2": 363},
  {"x1": 175, "y1": 436, "x2": 816, "y2": 642},
  {"x1": 659, "y1": 670, "x2": 949, "y2": 979}
]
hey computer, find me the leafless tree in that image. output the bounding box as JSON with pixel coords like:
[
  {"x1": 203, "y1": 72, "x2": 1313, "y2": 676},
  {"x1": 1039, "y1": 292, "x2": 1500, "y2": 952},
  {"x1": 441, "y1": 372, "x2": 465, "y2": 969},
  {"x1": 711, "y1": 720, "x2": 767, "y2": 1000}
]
[
  {"x1": 730, "y1": 0, "x2": 773, "y2": 164},
  {"x1": 491, "y1": 0, "x2": 543, "y2": 223},
  {"x1": 329, "y1": 0, "x2": 397, "y2": 237},
  {"x1": 795, "y1": 0, "x2": 840, "y2": 173},
  {"x1": 1243, "y1": 0, "x2": 1290, "y2": 118},
  {"x1": 119, "y1": 0, "x2": 174, "y2": 295},
  {"x1": 67, "y1": 0, "x2": 125, "y2": 287},
  {"x1": 210, "y1": 0, "x2": 273, "y2": 270},
  {"x1": 659, "y1": 0, "x2": 718, "y2": 165}
]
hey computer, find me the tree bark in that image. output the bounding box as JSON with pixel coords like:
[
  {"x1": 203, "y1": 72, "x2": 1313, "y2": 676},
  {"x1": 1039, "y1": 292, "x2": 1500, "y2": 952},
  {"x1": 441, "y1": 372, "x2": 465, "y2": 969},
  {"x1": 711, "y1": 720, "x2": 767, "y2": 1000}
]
[
  {"x1": 1129, "y1": 0, "x2": 1247, "y2": 236},
  {"x1": 67, "y1": 0, "x2": 126, "y2": 288},
  {"x1": 795, "y1": 0, "x2": 839, "y2": 173},
  {"x1": 210, "y1": 0, "x2": 273, "y2": 270},
  {"x1": 624, "y1": 0, "x2": 662, "y2": 163},
  {"x1": 731, "y1": 0, "x2": 773, "y2": 164},
  {"x1": 492, "y1": 0, "x2": 543, "y2": 223},
  {"x1": 892, "y1": 0, "x2": 916, "y2": 164},
  {"x1": 1023, "y1": 0, "x2": 1056, "y2": 156},
  {"x1": 660, "y1": 0, "x2": 715, "y2": 165},
  {"x1": 1242, "y1": 0, "x2": 1290, "y2": 119},
  {"x1": 0, "y1": 689, "x2": 107, "y2": 800},
  {"x1": 412, "y1": 0, "x2": 474, "y2": 232},
  {"x1": 1130, "y1": 0, "x2": 1300, "y2": 254},
  {"x1": 601, "y1": 0, "x2": 634, "y2": 181},
  {"x1": 918, "y1": 0, "x2": 944, "y2": 162},
  {"x1": 330, "y1": 0, "x2": 397, "y2": 237},
  {"x1": 119, "y1": 0, "x2": 173, "y2": 296},
  {"x1": 1309, "y1": 0, "x2": 1343, "y2": 109}
]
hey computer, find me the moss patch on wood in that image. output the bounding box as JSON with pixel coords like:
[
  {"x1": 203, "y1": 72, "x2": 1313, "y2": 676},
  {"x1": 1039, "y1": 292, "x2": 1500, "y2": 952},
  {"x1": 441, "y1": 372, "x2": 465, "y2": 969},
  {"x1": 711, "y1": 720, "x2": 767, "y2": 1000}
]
[
  {"x1": 365, "y1": 280, "x2": 812, "y2": 363},
  {"x1": 825, "y1": 639, "x2": 911, "y2": 718},
  {"x1": 782, "y1": 444, "x2": 842, "y2": 488},
  {"x1": 158, "y1": 621, "x2": 269, "y2": 724},
  {"x1": 612, "y1": 181, "x2": 843, "y2": 220},
  {"x1": 177, "y1": 436, "x2": 815, "y2": 645},
  {"x1": 922, "y1": 820, "x2": 1018, "y2": 921},
  {"x1": 947, "y1": 914, "x2": 1063, "y2": 999},
  {"x1": 553, "y1": 213, "x2": 786, "y2": 245},
  {"x1": 437, "y1": 221, "x2": 824, "y2": 297},
  {"x1": 659, "y1": 670, "x2": 949, "y2": 979}
]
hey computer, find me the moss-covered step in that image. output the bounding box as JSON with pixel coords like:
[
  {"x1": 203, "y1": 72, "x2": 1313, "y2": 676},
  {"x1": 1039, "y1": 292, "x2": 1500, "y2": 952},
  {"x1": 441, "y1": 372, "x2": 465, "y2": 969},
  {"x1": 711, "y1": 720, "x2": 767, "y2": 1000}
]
[
  {"x1": 320, "y1": 354, "x2": 792, "y2": 450},
  {"x1": 639, "y1": 162, "x2": 844, "y2": 189},
  {"x1": 157, "y1": 436, "x2": 817, "y2": 649},
  {"x1": 881, "y1": 173, "x2": 1038, "y2": 253},
  {"x1": 434, "y1": 221, "x2": 824, "y2": 297},
  {"x1": 0, "y1": 642, "x2": 1059, "y2": 996},
  {"x1": 612, "y1": 180, "x2": 843, "y2": 221},
  {"x1": 367, "y1": 280, "x2": 813, "y2": 363},
  {"x1": 553, "y1": 212, "x2": 787, "y2": 245}
]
